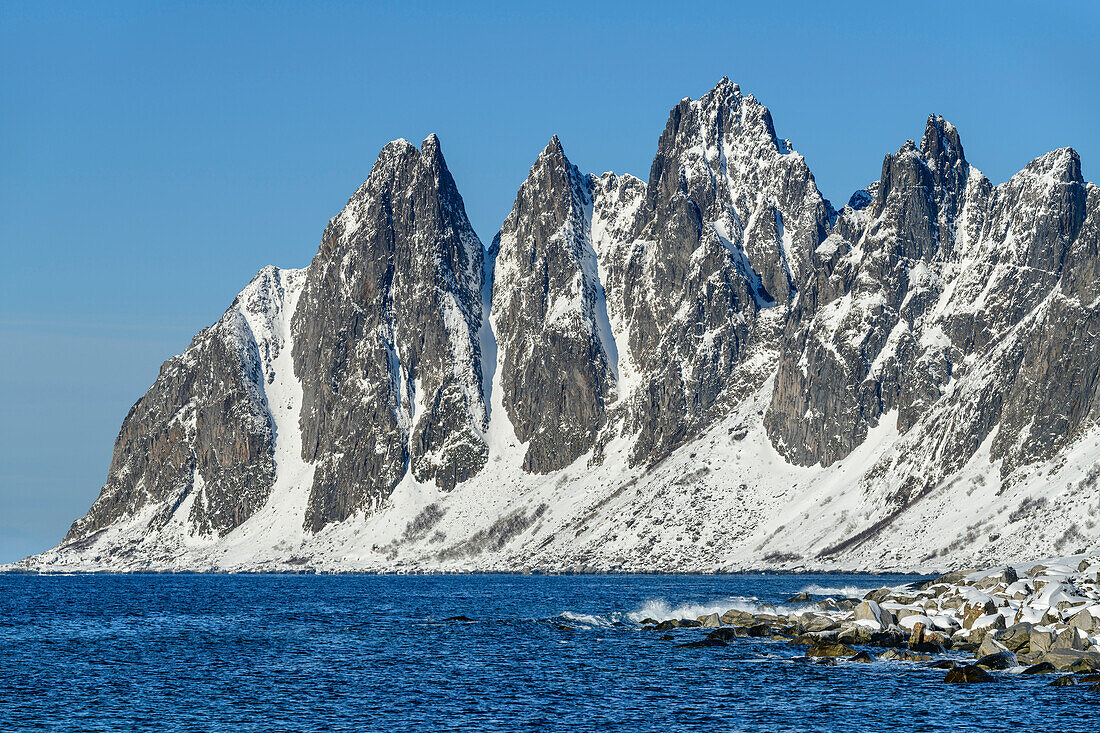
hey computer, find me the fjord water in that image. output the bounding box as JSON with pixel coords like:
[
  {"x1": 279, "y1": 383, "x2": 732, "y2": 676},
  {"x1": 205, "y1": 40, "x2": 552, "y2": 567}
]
[{"x1": 0, "y1": 574, "x2": 1091, "y2": 731}]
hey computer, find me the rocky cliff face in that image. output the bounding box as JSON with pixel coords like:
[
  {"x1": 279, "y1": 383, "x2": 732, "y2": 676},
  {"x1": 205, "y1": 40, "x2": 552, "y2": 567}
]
[
  {"x1": 292, "y1": 135, "x2": 489, "y2": 532},
  {"x1": 765, "y1": 117, "x2": 1098, "y2": 511},
  {"x1": 29, "y1": 79, "x2": 1100, "y2": 574},
  {"x1": 65, "y1": 266, "x2": 302, "y2": 545},
  {"x1": 595, "y1": 79, "x2": 834, "y2": 465},
  {"x1": 490, "y1": 137, "x2": 616, "y2": 473}
]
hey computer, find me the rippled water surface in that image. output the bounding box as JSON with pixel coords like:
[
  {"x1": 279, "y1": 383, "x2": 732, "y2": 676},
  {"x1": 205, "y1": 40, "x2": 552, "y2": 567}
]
[{"x1": 0, "y1": 573, "x2": 1092, "y2": 731}]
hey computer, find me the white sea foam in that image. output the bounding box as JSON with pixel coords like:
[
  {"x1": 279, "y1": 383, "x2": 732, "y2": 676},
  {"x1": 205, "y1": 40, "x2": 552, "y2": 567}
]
[
  {"x1": 626, "y1": 597, "x2": 784, "y2": 623},
  {"x1": 799, "y1": 583, "x2": 877, "y2": 598},
  {"x1": 558, "y1": 611, "x2": 615, "y2": 627}
]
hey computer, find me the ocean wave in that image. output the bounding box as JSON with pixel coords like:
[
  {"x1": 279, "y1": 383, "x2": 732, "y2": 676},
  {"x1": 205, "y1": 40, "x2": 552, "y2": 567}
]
[
  {"x1": 798, "y1": 583, "x2": 875, "y2": 598},
  {"x1": 557, "y1": 611, "x2": 617, "y2": 627},
  {"x1": 625, "y1": 596, "x2": 785, "y2": 623}
]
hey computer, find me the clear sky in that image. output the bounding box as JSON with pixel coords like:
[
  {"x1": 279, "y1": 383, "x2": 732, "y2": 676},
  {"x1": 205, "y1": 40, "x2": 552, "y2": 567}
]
[{"x1": 1, "y1": 1, "x2": 1097, "y2": 563}]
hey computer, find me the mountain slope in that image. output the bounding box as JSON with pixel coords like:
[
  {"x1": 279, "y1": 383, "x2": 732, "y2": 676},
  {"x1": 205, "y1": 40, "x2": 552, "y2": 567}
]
[{"x1": 15, "y1": 80, "x2": 1100, "y2": 574}]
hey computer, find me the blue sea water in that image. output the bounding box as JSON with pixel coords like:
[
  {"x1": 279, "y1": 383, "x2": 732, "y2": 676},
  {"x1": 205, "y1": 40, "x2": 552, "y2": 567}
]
[{"x1": 0, "y1": 573, "x2": 1093, "y2": 731}]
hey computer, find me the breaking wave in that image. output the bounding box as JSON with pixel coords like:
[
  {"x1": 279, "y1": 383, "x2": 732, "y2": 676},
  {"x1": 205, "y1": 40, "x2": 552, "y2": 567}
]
[
  {"x1": 557, "y1": 611, "x2": 618, "y2": 627},
  {"x1": 625, "y1": 596, "x2": 788, "y2": 623},
  {"x1": 798, "y1": 583, "x2": 876, "y2": 598}
]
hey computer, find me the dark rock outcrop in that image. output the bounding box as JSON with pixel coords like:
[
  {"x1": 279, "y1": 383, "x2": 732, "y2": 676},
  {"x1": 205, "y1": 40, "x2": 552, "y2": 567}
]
[
  {"x1": 293, "y1": 136, "x2": 489, "y2": 531},
  {"x1": 490, "y1": 138, "x2": 616, "y2": 472}
]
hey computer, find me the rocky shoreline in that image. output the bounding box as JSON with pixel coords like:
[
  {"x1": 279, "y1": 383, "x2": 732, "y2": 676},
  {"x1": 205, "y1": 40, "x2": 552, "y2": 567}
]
[{"x1": 638, "y1": 558, "x2": 1100, "y2": 687}]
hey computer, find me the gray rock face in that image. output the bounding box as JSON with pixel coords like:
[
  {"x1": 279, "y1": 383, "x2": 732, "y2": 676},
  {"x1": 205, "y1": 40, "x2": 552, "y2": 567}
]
[
  {"x1": 765, "y1": 113, "x2": 1098, "y2": 529},
  {"x1": 596, "y1": 78, "x2": 834, "y2": 465},
  {"x1": 66, "y1": 266, "x2": 302, "y2": 542},
  {"x1": 490, "y1": 137, "x2": 616, "y2": 472},
  {"x1": 292, "y1": 135, "x2": 489, "y2": 531},
  {"x1": 765, "y1": 116, "x2": 977, "y2": 465}
]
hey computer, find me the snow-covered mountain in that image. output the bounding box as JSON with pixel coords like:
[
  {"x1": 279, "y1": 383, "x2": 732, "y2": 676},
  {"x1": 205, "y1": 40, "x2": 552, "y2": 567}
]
[{"x1": 15, "y1": 79, "x2": 1100, "y2": 573}]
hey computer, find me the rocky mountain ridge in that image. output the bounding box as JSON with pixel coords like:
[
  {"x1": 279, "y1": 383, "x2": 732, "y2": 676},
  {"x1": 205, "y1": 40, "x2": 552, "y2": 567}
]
[{"x1": 15, "y1": 79, "x2": 1100, "y2": 573}]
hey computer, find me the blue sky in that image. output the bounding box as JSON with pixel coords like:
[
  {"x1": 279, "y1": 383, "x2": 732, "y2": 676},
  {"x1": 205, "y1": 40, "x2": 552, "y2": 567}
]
[{"x1": 1, "y1": 0, "x2": 1097, "y2": 562}]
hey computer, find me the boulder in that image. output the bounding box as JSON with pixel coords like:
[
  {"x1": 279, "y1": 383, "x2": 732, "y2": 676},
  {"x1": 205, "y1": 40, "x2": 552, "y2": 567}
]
[
  {"x1": 1052, "y1": 627, "x2": 1088, "y2": 651},
  {"x1": 786, "y1": 592, "x2": 814, "y2": 603},
  {"x1": 962, "y1": 600, "x2": 998, "y2": 629},
  {"x1": 1049, "y1": 675, "x2": 1077, "y2": 687},
  {"x1": 807, "y1": 641, "x2": 857, "y2": 658},
  {"x1": 746, "y1": 624, "x2": 772, "y2": 638},
  {"x1": 798, "y1": 613, "x2": 840, "y2": 633},
  {"x1": 706, "y1": 628, "x2": 741, "y2": 642},
  {"x1": 922, "y1": 569, "x2": 973, "y2": 588},
  {"x1": 655, "y1": 620, "x2": 679, "y2": 631},
  {"x1": 853, "y1": 600, "x2": 891, "y2": 627},
  {"x1": 863, "y1": 588, "x2": 893, "y2": 603},
  {"x1": 869, "y1": 630, "x2": 907, "y2": 648},
  {"x1": 721, "y1": 609, "x2": 753, "y2": 625},
  {"x1": 977, "y1": 637, "x2": 1011, "y2": 658},
  {"x1": 837, "y1": 626, "x2": 874, "y2": 646},
  {"x1": 1029, "y1": 628, "x2": 1055, "y2": 653},
  {"x1": 944, "y1": 665, "x2": 996, "y2": 683},
  {"x1": 679, "y1": 619, "x2": 702, "y2": 628},
  {"x1": 849, "y1": 651, "x2": 876, "y2": 663},
  {"x1": 676, "y1": 638, "x2": 728, "y2": 649},
  {"x1": 1067, "y1": 657, "x2": 1100, "y2": 673},
  {"x1": 891, "y1": 607, "x2": 916, "y2": 622},
  {"x1": 976, "y1": 651, "x2": 1017, "y2": 670},
  {"x1": 1069, "y1": 608, "x2": 1098, "y2": 635},
  {"x1": 996, "y1": 623, "x2": 1033, "y2": 652},
  {"x1": 697, "y1": 613, "x2": 721, "y2": 628},
  {"x1": 1041, "y1": 649, "x2": 1100, "y2": 671},
  {"x1": 639, "y1": 617, "x2": 659, "y2": 626},
  {"x1": 879, "y1": 649, "x2": 932, "y2": 662},
  {"x1": 1021, "y1": 661, "x2": 1057, "y2": 675},
  {"x1": 908, "y1": 623, "x2": 946, "y2": 653},
  {"x1": 929, "y1": 659, "x2": 958, "y2": 669}
]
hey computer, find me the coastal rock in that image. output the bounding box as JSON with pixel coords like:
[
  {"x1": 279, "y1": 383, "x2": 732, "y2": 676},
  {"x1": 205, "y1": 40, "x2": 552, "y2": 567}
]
[
  {"x1": 853, "y1": 600, "x2": 891, "y2": 627},
  {"x1": 975, "y1": 651, "x2": 1017, "y2": 670},
  {"x1": 1021, "y1": 661, "x2": 1057, "y2": 675},
  {"x1": 1042, "y1": 649, "x2": 1100, "y2": 671},
  {"x1": 698, "y1": 612, "x2": 722, "y2": 628},
  {"x1": 807, "y1": 641, "x2": 857, "y2": 658},
  {"x1": 879, "y1": 649, "x2": 931, "y2": 662},
  {"x1": 944, "y1": 665, "x2": 996, "y2": 683},
  {"x1": 1052, "y1": 628, "x2": 1088, "y2": 651}
]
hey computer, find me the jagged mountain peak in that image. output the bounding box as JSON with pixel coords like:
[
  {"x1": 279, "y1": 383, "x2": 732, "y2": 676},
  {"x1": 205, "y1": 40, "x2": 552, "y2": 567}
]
[
  {"x1": 543, "y1": 133, "x2": 565, "y2": 156},
  {"x1": 491, "y1": 134, "x2": 614, "y2": 471},
  {"x1": 1021, "y1": 146, "x2": 1084, "y2": 184},
  {"x1": 920, "y1": 114, "x2": 965, "y2": 166},
  {"x1": 504, "y1": 135, "x2": 592, "y2": 234},
  {"x1": 366, "y1": 134, "x2": 452, "y2": 185}
]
